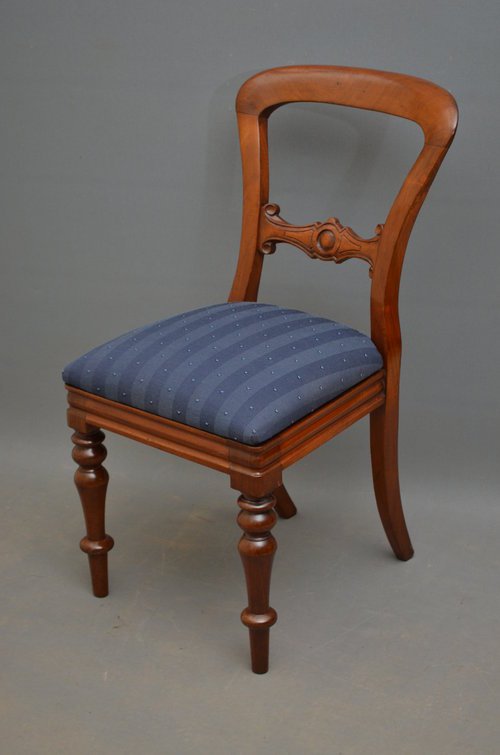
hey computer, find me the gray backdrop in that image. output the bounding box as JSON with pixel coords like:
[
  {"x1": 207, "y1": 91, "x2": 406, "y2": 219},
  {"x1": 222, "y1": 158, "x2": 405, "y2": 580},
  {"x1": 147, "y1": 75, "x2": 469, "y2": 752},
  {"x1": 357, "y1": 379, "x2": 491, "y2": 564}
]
[{"x1": 1, "y1": 2, "x2": 499, "y2": 753}]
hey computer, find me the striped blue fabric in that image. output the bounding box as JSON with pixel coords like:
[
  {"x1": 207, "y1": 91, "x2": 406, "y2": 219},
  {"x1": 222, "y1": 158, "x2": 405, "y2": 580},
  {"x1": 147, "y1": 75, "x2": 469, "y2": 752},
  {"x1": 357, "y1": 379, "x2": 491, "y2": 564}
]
[{"x1": 62, "y1": 303, "x2": 383, "y2": 445}]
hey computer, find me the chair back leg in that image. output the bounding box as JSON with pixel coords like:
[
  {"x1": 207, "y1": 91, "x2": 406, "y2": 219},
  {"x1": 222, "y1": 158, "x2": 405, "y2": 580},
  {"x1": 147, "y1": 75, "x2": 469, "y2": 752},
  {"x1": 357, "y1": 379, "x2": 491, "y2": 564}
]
[
  {"x1": 370, "y1": 402, "x2": 414, "y2": 561},
  {"x1": 274, "y1": 484, "x2": 298, "y2": 519}
]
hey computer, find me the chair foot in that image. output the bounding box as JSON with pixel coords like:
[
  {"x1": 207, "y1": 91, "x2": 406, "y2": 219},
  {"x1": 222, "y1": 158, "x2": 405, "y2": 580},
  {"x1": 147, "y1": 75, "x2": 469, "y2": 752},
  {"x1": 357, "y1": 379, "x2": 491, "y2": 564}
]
[
  {"x1": 370, "y1": 402, "x2": 414, "y2": 561},
  {"x1": 274, "y1": 484, "x2": 298, "y2": 519},
  {"x1": 237, "y1": 492, "x2": 278, "y2": 673},
  {"x1": 72, "y1": 429, "x2": 114, "y2": 597}
]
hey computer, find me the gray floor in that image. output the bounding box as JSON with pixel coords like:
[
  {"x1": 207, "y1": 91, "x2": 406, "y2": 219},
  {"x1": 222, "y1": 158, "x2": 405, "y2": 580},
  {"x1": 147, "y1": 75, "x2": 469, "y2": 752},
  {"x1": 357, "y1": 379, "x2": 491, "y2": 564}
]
[{"x1": 2, "y1": 410, "x2": 499, "y2": 755}]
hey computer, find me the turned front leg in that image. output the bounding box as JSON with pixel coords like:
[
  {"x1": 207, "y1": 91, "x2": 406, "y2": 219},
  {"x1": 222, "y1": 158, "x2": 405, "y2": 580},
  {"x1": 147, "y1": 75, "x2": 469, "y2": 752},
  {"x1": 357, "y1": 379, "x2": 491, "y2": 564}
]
[
  {"x1": 72, "y1": 429, "x2": 114, "y2": 597},
  {"x1": 237, "y1": 493, "x2": 278, "y2": 674}
]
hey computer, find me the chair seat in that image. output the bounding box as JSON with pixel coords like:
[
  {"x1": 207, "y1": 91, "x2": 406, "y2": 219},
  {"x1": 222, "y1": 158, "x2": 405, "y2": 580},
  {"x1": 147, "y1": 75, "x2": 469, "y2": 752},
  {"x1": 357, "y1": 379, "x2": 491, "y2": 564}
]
[{"x1": 63, "y1": 302, "x2": 383, "y2": 445}]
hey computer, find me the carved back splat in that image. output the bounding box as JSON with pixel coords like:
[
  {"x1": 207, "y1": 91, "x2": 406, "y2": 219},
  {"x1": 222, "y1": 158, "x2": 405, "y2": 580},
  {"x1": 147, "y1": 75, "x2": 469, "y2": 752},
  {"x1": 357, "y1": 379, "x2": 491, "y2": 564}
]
[{"x1": 259, "y1": 202, "x2": 382, "y2": 274}]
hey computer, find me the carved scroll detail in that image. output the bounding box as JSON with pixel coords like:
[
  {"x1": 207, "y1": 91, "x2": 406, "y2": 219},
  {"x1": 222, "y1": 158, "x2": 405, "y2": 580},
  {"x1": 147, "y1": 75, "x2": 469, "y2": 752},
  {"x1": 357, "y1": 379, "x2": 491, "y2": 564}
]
[{"x1": 258, "y1": 203, "x2": 382, "y2": 273}]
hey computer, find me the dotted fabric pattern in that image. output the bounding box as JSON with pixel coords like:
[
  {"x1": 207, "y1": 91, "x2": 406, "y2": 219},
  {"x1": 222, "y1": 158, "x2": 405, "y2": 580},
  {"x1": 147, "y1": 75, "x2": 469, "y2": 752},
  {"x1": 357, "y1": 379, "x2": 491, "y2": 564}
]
[{"x1": 62, "y1": 302, "x2": 383, "y2": 445}]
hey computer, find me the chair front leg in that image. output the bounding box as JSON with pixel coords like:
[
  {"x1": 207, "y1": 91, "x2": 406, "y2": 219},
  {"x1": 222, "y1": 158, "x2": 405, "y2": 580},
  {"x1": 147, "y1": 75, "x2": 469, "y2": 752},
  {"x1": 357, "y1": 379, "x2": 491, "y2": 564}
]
[
  {"x1": 71, "y1": 428, "x2": 114, "y2": 597},
  {"x1": 237, "y1": 492, "x2": 278, "y2": 674}
]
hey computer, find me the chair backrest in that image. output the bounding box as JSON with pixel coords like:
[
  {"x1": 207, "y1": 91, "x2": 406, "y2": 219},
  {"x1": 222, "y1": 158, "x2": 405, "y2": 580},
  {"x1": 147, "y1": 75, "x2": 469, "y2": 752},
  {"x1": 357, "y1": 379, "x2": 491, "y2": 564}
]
[{"x1": 228, "y1": 66, "x2": 458, "y2": 376}]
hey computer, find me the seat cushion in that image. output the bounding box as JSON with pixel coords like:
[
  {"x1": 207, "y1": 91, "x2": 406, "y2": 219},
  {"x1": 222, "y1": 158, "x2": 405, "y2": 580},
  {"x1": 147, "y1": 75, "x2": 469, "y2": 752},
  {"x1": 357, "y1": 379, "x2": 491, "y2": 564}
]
[{"x1": 63, "y1": 302, "x2": 383, "y2": 445}]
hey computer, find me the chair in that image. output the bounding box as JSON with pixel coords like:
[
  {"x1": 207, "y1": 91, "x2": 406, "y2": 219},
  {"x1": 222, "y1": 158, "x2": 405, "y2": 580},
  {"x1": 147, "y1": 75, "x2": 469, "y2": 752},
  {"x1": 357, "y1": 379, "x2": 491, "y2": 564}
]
[{"x1": 63, "y1": 66, "x2": 458, "y2": 673}]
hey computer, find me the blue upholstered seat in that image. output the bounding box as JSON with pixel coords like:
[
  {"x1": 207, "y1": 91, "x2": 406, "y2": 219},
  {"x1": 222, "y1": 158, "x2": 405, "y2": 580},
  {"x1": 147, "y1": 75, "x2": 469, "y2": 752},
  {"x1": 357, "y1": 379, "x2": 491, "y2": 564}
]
[{"x1": 63, "y1": 302, "x2": 383, "y2": 445}]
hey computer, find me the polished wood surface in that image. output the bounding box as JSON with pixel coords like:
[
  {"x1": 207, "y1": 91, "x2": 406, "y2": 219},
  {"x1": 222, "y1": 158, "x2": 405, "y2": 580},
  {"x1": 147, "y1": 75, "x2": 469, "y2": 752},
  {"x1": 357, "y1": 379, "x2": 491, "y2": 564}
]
[
  {"x1": 66, "y1": 66, "x2": 457, "y2": 672},
  {"x1": 258, "y1": 202, "x2": 381, "y2": 271},
  {"x1": 72, "y1": 429, "x2": 114, "y2": 597},
  {"x1": 237, "y1": 494, "x2": 278, "y2": 674}
]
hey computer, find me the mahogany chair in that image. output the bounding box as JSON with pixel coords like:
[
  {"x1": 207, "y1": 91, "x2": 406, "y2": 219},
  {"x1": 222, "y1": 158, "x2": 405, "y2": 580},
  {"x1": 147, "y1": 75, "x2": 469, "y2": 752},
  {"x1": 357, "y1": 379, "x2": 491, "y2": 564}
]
[{"x1": 63, "y1": 66, "x2": 457, "y2": 673}]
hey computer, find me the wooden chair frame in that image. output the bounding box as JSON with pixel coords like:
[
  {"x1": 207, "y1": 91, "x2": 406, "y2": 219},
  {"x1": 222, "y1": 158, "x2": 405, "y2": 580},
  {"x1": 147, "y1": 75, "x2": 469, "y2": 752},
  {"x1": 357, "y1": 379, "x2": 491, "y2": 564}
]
[{"x1": 66, "y1": 66, "x2": 458, "y2": 673}]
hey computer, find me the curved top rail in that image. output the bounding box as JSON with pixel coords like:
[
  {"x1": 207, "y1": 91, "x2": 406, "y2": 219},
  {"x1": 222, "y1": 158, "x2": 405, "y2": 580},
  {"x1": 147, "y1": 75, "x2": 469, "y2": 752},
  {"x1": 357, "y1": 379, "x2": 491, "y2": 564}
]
[{"x1": 236, "y1": 66, "x2": 458, "y2": 147}]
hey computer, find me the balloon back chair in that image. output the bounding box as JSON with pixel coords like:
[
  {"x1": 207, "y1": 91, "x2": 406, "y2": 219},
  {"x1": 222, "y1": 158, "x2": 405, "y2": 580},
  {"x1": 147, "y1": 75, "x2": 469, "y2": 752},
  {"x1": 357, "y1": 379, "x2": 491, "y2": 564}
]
[{"x1": 63, "y1": 66, "x2": 457, "y2": 673}]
